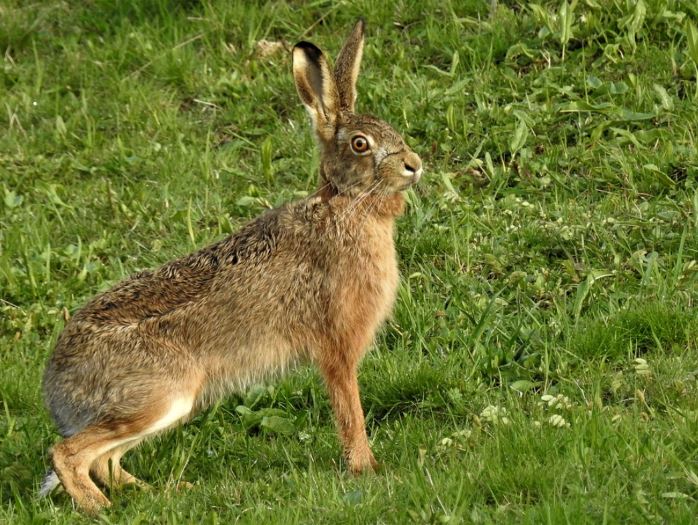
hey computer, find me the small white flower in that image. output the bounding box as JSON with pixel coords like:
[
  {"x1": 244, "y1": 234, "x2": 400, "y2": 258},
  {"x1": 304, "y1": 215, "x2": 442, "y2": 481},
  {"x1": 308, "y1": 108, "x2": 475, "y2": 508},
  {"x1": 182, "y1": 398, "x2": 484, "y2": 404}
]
[
  {"x1": 633, "y1": 358, "x2": 651, "y2": 376},
  {"x1": 540, "y1": 393, "x2": 573, "y2": 410},
  {"x1": 480, "y1": 405, "x2": 510, "y2": 425},
  {"x1": 451, "y1": 429, "x2": 472, "y2": 440},
  {"x1": 440, "y1": 437, "x2": 454, "y2": 448},
  {"x1": 548, "y1": 414, "x2": 570, "y2": 428},
  {"x1": 437, "y1": 430, "x2": 472, "y2": 451}
]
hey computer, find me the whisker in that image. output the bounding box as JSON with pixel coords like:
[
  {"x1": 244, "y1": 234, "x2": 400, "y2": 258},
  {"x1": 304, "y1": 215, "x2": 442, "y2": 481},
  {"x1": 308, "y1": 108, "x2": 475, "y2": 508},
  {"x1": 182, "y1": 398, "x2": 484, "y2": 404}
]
[
  {"x1": 311, "y1": 179, "x2": 365, "y2": 200},
  {"x1": 310, "y1": 181, "x2": 331, "y2": 198},
  {"x1": 357, "y1": 183, "x2": 385, "y2": 226},
  {"x1": 341, "y1": 180, "x2": 381, "y2": 223},
  {"x1": 337, "y1": 187, "x2": 369, "y2": 223}
]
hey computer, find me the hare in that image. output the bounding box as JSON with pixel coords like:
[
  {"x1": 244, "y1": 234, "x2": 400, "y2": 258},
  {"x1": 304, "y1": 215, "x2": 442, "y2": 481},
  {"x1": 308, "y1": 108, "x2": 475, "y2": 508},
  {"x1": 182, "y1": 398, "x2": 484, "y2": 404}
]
[{"x1": 40, "y1": 19, "x2": 422, "y2": 513}]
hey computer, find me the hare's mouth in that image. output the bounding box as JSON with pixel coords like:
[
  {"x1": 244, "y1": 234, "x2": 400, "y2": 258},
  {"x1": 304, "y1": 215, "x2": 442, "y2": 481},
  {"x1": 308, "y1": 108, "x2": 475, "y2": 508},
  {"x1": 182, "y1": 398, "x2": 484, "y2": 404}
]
[
  {"x1": 402, "y1": 166, "x2": 423, "y2": 182},
  {"x1": 394, "y1": 174, "x2": 421, "y2": 192},
  {"x1": 400, "y1": 165, "x2": 422, "y2": 188}
]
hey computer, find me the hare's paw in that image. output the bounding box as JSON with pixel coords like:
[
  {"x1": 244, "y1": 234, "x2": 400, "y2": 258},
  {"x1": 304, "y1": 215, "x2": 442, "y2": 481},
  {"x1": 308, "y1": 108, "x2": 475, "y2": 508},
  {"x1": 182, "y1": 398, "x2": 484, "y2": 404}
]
[{"x1": 348, "y1": 447, "x2": 378, "y2": 475}]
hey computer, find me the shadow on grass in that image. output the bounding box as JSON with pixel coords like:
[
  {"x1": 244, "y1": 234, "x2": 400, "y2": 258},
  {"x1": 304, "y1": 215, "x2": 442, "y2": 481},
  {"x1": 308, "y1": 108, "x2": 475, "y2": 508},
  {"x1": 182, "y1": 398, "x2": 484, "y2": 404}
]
[{"x1": 569, "y1": 301, "x2": 697, "y2": 362}]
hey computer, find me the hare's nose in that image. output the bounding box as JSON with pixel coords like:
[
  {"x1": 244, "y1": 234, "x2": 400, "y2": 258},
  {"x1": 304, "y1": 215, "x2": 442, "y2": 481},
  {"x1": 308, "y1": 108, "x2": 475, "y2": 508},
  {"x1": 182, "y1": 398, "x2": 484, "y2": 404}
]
[{"x1": 402, "y1": 152, "x2": 423, "y2": 181}]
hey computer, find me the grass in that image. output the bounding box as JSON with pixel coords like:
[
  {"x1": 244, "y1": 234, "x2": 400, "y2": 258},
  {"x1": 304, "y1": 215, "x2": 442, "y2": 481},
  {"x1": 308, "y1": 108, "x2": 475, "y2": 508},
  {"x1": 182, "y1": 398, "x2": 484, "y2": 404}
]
[{"x1": 1, "y1": 0, "x2": 697, "y2": 522}]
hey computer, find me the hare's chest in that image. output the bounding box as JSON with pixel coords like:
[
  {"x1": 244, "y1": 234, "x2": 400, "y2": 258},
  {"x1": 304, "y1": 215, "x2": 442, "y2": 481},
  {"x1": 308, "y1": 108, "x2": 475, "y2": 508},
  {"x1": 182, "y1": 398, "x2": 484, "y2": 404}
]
[
  {"x1": 340, "y1": 222, "x2": 399, "y2": 332},
  {"x1": 366, "y1": 233, "x2": 399, "y2": 316}
]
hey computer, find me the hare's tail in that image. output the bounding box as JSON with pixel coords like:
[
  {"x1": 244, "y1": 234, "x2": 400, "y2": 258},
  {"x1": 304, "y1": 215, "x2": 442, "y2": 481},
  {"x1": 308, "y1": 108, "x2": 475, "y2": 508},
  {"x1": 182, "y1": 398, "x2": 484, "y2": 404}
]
[{"x1": 38, "y1": 469, "x2": 60, "y2": 497}]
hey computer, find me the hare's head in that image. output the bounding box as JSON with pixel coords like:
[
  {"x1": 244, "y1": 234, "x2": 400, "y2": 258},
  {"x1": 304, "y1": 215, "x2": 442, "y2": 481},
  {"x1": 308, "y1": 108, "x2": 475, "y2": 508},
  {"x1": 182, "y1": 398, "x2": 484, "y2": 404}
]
[{"x1": 293, "y1": 20, "x2": 422, "y2": 197}]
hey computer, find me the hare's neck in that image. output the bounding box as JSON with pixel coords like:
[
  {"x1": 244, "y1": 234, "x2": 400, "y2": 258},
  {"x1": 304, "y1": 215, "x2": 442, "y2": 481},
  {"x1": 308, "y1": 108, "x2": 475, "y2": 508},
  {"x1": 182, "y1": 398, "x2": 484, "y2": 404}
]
[
  {"x1": 365, "y1": 193, "x2": 405, "y2": 218},
  {"x1": 320, "y1": 190, "x2": 405, "y2": 219}
]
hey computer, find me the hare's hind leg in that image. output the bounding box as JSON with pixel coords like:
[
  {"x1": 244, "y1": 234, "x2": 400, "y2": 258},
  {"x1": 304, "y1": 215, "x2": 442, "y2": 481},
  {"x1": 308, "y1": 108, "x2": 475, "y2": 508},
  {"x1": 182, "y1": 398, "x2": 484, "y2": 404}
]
[
  {"x1": 51, "y1": 395, "x2": 194, "y2": 513},
  {"x1": 90, "y1": 441, "x2": 150, "y2": 491},
  {"x1": 50, "y1": 426, "x2": 132, "y2": 514}
]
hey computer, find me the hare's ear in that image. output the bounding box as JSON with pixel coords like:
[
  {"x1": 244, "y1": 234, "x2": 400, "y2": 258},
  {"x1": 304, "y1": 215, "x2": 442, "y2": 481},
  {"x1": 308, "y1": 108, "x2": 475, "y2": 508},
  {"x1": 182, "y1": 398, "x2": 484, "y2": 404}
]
[
  {"x1": 293, "y1": 42, "x2": 339, "y2": 142},
  {"x1": 334, "y1": 19, "x2": 365, "y2": 112}
]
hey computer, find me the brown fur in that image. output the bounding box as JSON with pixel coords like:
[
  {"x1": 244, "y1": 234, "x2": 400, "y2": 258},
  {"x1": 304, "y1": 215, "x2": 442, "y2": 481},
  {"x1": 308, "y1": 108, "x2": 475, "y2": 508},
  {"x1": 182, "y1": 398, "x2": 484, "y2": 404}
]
[{"x1": 41, "y1": 20, "x2": 422, "y2": 513}]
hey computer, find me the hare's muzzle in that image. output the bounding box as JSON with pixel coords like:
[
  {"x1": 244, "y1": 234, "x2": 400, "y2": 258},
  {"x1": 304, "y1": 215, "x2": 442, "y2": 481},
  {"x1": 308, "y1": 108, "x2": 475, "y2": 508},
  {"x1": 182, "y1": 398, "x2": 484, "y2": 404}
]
[{"x1": 402, "y1": 151, "x2": 423, "y2": 184}]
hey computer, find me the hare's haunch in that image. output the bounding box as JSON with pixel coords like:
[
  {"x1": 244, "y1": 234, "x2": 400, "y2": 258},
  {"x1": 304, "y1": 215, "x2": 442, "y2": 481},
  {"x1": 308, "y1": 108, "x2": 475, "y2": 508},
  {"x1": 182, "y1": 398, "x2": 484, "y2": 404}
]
[{"x1": 41, "y1": 20, "x2": 422, "y2": 514}]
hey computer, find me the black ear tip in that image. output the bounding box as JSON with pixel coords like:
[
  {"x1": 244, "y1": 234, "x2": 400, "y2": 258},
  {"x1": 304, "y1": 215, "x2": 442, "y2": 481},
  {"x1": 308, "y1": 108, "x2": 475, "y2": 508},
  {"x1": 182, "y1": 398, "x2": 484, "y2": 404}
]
[
  {"x1": 294, "y1": 41, "x2": 323, "y2": 63},
  {"x1": 295, "y1": 41, "x2": 319, "y2": 51}
]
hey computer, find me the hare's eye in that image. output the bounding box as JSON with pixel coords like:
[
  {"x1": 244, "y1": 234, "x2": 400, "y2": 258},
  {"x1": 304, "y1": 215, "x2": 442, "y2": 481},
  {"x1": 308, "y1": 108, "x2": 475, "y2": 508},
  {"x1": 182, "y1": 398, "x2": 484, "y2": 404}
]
[{"x1": 350, "y1": 135, "x2": 370, "y2": 154}]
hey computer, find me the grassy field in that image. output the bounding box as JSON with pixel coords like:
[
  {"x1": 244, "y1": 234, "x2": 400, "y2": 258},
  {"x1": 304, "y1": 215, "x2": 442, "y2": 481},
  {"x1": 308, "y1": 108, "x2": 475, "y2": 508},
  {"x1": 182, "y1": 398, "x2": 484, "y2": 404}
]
[{"x1": 1, "y1": 0, "x2": 698, "y2": 522}]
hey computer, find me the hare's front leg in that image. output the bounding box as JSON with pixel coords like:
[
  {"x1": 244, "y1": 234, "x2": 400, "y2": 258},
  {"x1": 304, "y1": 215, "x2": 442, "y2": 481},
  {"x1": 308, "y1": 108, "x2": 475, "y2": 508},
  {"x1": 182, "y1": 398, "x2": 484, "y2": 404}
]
[{"x1": 319, "y1": 358, "x2": 377, "y2": 474}]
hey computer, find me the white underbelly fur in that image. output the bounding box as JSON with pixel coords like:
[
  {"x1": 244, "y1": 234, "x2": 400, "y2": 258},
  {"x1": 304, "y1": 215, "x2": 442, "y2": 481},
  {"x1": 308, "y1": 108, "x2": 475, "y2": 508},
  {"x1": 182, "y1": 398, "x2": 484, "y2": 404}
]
[{"x1": 147, "y1": 397, "x2": 195, "y2": 434}]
